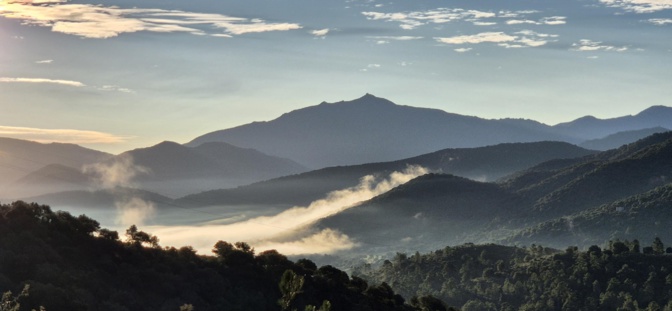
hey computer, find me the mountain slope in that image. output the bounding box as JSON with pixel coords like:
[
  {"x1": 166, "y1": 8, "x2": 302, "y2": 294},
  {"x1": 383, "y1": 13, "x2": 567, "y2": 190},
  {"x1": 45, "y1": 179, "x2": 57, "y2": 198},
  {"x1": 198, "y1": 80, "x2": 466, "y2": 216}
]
[
  {"x1": 187, "y1": 94, "x2": 570, "y2": 168},
  {"x1": 503, "y1": 183, "x2": 672, "y2": 248},
  {"x1": 553, "y1": 105, "x2": 672, "y2": 140},
  {"x1": 0, "y1": 137, "x2": 111, "y2": 198},
  {"x1": 19, "y1": 141, "x2": 308, "y2": 198},
  {"x1": 178, "y1": 141, "x2": 594, "y2": 207},
  {"x1": 579, "y1": 127, "x2": 670, "y2": 151},
  {"x1": 502, "y1": 132, "x2": 672, "y2": 220},
  {"x1": 313, "y1": 174, "x2": 516, "y2": 252}
]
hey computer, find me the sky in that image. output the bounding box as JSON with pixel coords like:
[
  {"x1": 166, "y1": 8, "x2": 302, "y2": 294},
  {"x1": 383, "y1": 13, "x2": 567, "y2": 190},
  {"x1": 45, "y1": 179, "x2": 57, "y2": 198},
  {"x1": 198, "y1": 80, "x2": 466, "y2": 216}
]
[{"x1": 1, "y1": 0, "x2": 671, "y2": 154}]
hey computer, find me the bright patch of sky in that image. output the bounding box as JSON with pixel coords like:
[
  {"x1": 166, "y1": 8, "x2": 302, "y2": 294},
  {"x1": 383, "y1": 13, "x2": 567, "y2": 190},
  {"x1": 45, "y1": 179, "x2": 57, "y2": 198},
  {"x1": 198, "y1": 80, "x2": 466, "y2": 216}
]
[{"x1": 1, "y1": 0, "x2": 671, "y2": 153}]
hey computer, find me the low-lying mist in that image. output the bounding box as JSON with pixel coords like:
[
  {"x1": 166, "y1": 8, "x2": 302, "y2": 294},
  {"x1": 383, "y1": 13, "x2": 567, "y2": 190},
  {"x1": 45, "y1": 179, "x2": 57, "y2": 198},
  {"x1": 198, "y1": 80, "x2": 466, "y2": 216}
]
[{"x1": 148, "y1": 165, "x2": 429, "y2": 255}]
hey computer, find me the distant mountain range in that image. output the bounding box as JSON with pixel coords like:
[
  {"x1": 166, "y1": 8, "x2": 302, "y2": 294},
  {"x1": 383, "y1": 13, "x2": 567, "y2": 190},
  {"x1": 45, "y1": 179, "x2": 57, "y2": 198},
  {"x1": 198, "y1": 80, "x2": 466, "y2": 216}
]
[
  {"x1": 188, "y1": 94, "x2": 672, "y2": 168},
  {"x1": 0, "y1": 137, "x2": 111, "y2": 198},
  {"x1": 2, "y1": 140, "x2": 306, "y2": 199},
  {"x1": 177, "y1": 141, "x2": 595, "y2": 208},
  {"x1": 578, "y1": 127, "x2": 669, "y2": 150}
]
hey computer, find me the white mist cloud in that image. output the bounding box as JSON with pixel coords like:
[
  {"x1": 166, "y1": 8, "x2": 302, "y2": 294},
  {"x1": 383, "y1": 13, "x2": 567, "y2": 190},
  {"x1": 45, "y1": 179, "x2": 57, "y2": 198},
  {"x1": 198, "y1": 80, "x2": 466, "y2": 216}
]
[
  {"x1": 83, "y1": 154, "x2": 150, "y2": 189},
  {"x1": 115, "y1": 197, "x2": 156, "y2": 227},
  {"x1": 0, "y1": 125, "x2": 128, "y2": 144},
  {"x1": 149, "y1": 166, "x2": 429, "y2": 255}
]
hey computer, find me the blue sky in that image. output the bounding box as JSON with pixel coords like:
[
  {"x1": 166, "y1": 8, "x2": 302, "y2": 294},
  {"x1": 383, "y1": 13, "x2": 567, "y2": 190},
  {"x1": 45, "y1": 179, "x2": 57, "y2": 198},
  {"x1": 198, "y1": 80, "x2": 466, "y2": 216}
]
[{"x1": 1, "y1": 0, "x2": 671, "y2": 154}]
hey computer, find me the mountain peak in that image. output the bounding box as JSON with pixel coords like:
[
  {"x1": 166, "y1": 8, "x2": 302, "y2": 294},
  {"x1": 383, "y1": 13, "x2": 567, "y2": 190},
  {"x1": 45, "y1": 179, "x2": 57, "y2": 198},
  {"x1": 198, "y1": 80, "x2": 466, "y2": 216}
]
[{"x1": 637, "y1": 105, "x2": 672, "y2": 117}]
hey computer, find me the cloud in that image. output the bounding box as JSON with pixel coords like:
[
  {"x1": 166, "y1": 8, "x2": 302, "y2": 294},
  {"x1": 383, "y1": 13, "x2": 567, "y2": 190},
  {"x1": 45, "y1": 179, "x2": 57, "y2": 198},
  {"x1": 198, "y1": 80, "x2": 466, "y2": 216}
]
[
  {"x1": 362, "y1": 8, "x2": 496, "y2": 29},
  {"x1": 99, "y1": 85, "x2": 134, "y2": 93},
  {"x1": 35, "y1": 59, "x2": 53, "y2": 64},
  {"x1": 436, "y1": 30, "x2": 555, "y2": 48},
  {"x1": 83, "y1": 154, "x2": 150, "y2": 188},
  {"x1": 310, "y1": 28, "x2": 330, "y2": 37},
  {"x1": 115, "y1": 197, "x2": 156, "y2": 227},
  {"x1": 0, "y1": 77, "x2": 84, "y2": 87},
  {"x1": 648, "y1": 18, "x2": 672, "y2": 25},
  {"x1": 0, "y1": 125, "x2": 129, "y2": 144},
  {"x1": 454, "y1": 47, "x2": 473, "y2": 53},
  {"x1": 599, "y1": 0, "x2": 672, "y2": 13},
  {"x1": 362, "y1": 8, "x2": 564, "y2": 30},
  {"x1": 149, "y1": 166, "x2": 429, "y2": 255},
  {"x1": 0, "y1": 0, "x2": 302, "y2": 38},
  {"x1": 367, "y1": 35, "x2": 423, "y2": 44},
  {"x1": 571, "y1": 39, "x2": 629, "y2": 52},
  {"x1": 436, "y1": 32, "x2": 516, "y2": 44}
]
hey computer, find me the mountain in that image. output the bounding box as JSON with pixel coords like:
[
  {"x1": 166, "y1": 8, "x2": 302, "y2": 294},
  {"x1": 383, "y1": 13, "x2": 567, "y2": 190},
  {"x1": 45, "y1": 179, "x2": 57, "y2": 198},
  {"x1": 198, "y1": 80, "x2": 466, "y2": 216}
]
[
  {"x1": 178, "y1": 141, "x2": 595, "y2": 208},
  {"x1": 579, "y1": 127, "x2": 670, "y2": 150},
  {"x1": 314, "y1": 174, "x2": 515, "y2": 252},
  {"x1": 24, "y1": 187, "x2": 174, "y2": 209},
  {"x1": 553, "y1": 105, "x2": 672, "y2": 141},
  {"x1": 503, "y1": 131, "x2": 672, "y2": 220},
  {"x1": 14, "y1": 140, "x2": 307, "y2": 199},
  {"x1": 0, "y1": 137, "x2": 111, "y2": 198},
  {"x1": 187, "y1": 94, "x2": 571, "y2": 168},
  {"x1": 503, "y1": 184, "x2": 672, "y2": 248},
  {"x1": 300, "y1": 132, "x2": 672, "y2": 254},
  {"x1": 187, "y1": 94, "x2": 671, "y2": 169}
]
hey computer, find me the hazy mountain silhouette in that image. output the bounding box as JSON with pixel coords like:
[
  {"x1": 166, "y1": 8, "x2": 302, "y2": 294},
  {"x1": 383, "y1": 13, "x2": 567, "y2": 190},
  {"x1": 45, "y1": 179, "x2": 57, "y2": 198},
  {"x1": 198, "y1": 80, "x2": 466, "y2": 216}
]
[
  {"x1": 9, "y1": 140, "x2": 307, "y2": 199},
  {"x1": 187, "y1": 94, "x2": 671, "y2": 169},
  {"x1": 187, "y1": 94, "x2": 572, "y2": 168},
  {"x1": 578, "y1": 127, "x2": 669, "y2": 150},
  {"x1": 0, "y1": 137, "x2": 111, "y2": 198},
  {"x1": 178, "y1": 141, "x2": 594, "y2": 207},
  {"x1": 24, "y1": 187, "x2": 174, "y2": 209},
  {"x1": 553, "y1": 106, "x2": 672, "y2": 141}
]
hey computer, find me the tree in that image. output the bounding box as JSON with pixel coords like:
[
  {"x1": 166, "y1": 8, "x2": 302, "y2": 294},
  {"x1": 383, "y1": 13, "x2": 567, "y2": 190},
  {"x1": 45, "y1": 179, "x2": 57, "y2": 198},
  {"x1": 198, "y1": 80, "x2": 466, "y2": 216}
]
[
  {"x1": 1, "y1": 285, "x2": 29, "y2": 311},
  {"x1": 125, "y1": 225, "x2": 159, "y2": 247},
  {"x1": 653, "y1": 237, "x2": 665, "y2": 255},
  {"x1": 279, "y1": 270, "x2": 305, "y2": 311}
]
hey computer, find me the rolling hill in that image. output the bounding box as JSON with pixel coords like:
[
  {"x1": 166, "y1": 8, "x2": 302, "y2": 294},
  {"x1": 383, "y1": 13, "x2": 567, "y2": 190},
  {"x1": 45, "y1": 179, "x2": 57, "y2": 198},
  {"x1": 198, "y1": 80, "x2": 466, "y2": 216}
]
[{"x1": 178, "y1": 141, "x2": 595, "y2": 208}]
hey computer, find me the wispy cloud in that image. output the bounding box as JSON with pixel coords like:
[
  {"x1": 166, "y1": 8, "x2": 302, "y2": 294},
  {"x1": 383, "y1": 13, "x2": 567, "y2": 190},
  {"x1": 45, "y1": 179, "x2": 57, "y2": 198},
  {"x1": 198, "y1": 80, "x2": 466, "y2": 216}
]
[
  {"x1": 310, "y1": 28, "x2": 330, "y2": 37},
  {"x1": 362, "y1": 8, "x2": 496, "y2": 29},
  {"x1": 0, "y1": 0, "x2": 302, "y2": 38},
  {"x1": 0, "y1": 125, "x2": 129, "y2": 144},
  {"x1": 454, "y1": 47, "x2": 473, "y2": 53},
  {"x1": 571, "y1": 39, "x2": 629, "y2": 52},
  {"x1": 599, "y1": 0, "x2": 672, "y2": 13},
  {"x1": 0, "y1": 77, "x2": 84, "y2": 87},
  {"x1": 363, "y1": 8, "x2": 565, "y2": 30},
  {"x1": 35, "y1": 59, "x2": 53, "y2": 64},
  {"x1": 367, "y1": 35, "x2": 423, "y2": 44},
  {"x1": 648, "y1": 18, "x2": 672, "y2": 25},
  {"x1": 150, "y1": 166, "x2": 429, "y2": 255},
  {"x1": 436, "y1": 30, "x2": 555, "y2": 48}
]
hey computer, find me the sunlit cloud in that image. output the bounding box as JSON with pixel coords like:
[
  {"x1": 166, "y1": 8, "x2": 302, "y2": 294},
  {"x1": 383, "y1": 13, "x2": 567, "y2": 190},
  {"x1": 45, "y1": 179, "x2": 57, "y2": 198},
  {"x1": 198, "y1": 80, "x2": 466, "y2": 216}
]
[
  {"x1": 0, "y1": 125, "x2": 130, "y2": 144},
  {"x1": 310, "y1": 28, "x2": 329, "y2": 37},
  {"x1": 149, "y1": 166, "x2": 429, "y2": 255},
  {"x1": 454, "y1": 47, "x2": 472, "y2": 53},
  {"x1": 436, "y1": 32, "x2": 517, "y2": 44},
  {"x1": 600, "y1": 0, "x2": 672, "y2": 13},
  {"x1": 648, "y1": 18, "x2": 672, "y2": 25},
  {"x1": 362, "y1": 8, "x2": 496, "y2": 29},
  {"x1": 35, "y1": 59, "x2": 53, "y2": 64},
  {"x1": 436, "y1": 30, "x2": 555, "y2": 48},
  {"x1": 571, "y1": 39, "x2": 629, "y2": 52},
  {"x1": 0, "y1": 77, "x2": 84, "y2": 87},
  {"x1": 0, "y1": 0, "x2": 302, "y2": 38}
]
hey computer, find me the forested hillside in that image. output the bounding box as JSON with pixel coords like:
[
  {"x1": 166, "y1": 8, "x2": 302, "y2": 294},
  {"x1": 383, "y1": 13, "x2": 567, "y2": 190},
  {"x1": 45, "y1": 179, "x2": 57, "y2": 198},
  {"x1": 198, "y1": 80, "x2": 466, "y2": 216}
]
[
  {"x1": 357, "y1": 242, "x2": 672, "y2": 311},
  {"x1": 0, "y1": 202, "x2": 425, "y2": 311}
]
